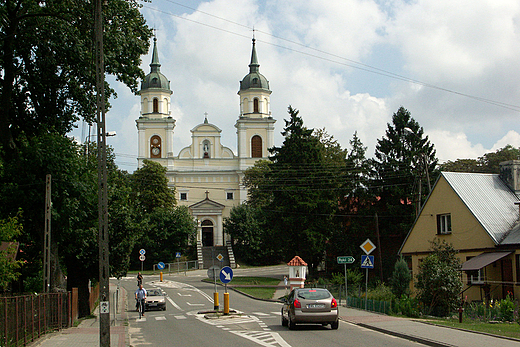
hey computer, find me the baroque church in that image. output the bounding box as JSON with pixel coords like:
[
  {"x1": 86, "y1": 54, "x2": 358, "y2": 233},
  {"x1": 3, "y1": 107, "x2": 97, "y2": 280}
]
[{"x1": 136, "y1": 38, "x2": 276, "y2": 268}]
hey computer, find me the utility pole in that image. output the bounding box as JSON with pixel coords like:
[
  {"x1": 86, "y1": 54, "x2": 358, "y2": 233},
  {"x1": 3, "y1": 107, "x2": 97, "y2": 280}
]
[
  {"x1": 95, "y1": 0, "x2": 110, "y2": 345},
  {"x1": 43, "y1": 174, "x2": 52, "y2": 292}
]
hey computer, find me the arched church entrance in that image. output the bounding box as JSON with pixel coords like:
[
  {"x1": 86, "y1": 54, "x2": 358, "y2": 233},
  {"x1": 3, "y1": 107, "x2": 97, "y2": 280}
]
[{"x1": 201, "y1": 219, "x2": 214, "y2": 247}]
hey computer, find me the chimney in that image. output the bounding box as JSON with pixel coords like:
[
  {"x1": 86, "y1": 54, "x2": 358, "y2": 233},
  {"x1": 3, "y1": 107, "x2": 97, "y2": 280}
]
[{"x1": 500, "y1": 160, "x2": 520, "y2": 195}]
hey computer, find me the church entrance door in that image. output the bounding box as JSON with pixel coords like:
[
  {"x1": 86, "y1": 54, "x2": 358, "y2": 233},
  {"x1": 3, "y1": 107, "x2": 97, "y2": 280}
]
[{"x1": 201, "y1": 220, "x2": 214, "y2": 247}]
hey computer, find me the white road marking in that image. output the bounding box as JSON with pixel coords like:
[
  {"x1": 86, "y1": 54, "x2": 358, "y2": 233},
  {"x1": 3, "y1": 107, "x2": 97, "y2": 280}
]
[
  {"x1": 186, "y1": 302, "x2": 204, "y2": 306},
  {"x1": 174, "y1": 315, "x2": 187, "y2": 319},
  {"x1": 166, "y1": 296, "x2": 183, "y2": 311},
  {"x1": 230, "y1": 331, "x2": 291, "y2": 347},
  {"x1": 155, "y1": 316, "x2": 166, "y2": 321}
]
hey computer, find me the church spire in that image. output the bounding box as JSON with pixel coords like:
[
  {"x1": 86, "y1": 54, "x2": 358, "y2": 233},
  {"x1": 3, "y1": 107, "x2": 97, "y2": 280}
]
[
  {"x1": 249, "y1": 38, "x2": 260, "y2": 74},
  {"x1": 150, "y1": 37, "x2": 161, "y2": 73}
]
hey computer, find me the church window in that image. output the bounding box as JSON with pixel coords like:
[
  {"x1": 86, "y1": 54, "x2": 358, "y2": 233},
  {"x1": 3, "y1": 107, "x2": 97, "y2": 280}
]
[
  {"x1": 153, "y1": 98, "x2": 159, "y2": 113},
  {"x1": 150, "y1": 135, "x2": 161, "y2": 158},
  {"x1": 251, "y1": 135, "x2": 262, "y2": 158},
  {"x1": 180, "y1": 192, "x2": 187, "y2": 201},
  {"x1": 226, "y1": 192, "x2": 234, "y2": 200},
  {"x1": 253, "y1": 98, "x2": 259, "y2": 113}
]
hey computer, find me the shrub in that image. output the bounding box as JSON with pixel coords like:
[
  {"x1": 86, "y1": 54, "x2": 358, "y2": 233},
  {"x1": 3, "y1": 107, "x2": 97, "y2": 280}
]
[{"x1": 390, "y1": 257, "x2": 411, "y2": 298}]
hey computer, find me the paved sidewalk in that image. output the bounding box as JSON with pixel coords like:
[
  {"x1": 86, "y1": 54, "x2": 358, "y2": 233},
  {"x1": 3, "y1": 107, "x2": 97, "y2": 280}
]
[
  {"x1": 340, "y1": 308, "x2": 520, "y2": 347},
  {"x1": 29, "y1": 282, "x2": 127, "y2": 347}
]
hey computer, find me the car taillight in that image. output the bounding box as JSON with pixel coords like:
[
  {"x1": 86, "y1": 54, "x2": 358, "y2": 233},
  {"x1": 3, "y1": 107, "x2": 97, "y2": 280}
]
[
  {"x1": 294, "y1": 299, "x2": 301, "y2": 308},
  {"x1": 331, "y1": 298, "x2": 337, "y2": 308}
]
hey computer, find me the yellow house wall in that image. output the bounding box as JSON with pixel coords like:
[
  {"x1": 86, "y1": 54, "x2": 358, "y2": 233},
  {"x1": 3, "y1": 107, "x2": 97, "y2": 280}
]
[
  {"x1": 401, "y1": 176, "x2": 496, "y2": 255},
  {"x1": 400, "y1": 175, "x2": 513, "y2": 302}
]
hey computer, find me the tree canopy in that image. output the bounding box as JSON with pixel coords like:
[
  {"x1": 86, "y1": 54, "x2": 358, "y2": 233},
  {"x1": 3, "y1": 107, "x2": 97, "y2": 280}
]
[{"x1": 0, "y1": 0, "x2": 152, "y2": 161}]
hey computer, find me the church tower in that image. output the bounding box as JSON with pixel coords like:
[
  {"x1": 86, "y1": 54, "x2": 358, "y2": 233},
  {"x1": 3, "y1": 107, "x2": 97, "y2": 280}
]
[
  {"x1": 236, "y1": 38, "x2": 276, "y2": 168},
  {"x1": 136, "y1": 37, "x2": 175, "y2": 167}
]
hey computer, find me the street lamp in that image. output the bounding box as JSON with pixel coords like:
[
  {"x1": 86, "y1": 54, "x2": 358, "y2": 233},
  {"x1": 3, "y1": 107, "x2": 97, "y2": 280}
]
[{"x1": 84, "y1": 131, "x2": 116, "y2": 157}]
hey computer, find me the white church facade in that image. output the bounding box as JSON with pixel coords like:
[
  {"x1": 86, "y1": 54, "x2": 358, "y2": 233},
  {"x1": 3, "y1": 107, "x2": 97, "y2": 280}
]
[{"x1": 136, "y1": 38, "x2": 276, "y2": 267}]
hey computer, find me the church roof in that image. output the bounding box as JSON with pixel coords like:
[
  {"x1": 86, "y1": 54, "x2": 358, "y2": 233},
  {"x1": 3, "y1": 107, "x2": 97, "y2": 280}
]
[
  {"x1": 239, "y1": 38, "x2": 270, "y2": 92},
  {"x1": 140, "y1": 38, "x2": 171, "y2": 92}
]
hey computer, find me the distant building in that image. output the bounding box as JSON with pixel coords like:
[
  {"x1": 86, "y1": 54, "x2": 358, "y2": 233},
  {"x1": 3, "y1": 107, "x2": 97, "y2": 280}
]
[
  {"x1": 400, "y1": 160, "x2": 520, "y2": 302},
  {"x1": 136, "y1": 38, "x2": 276, "y2": 268}
]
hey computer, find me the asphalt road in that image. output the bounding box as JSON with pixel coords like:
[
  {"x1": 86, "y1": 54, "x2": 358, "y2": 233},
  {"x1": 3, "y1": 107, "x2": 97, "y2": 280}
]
[{"x1": 120, "y1": 266, "x2": 421, "y2": 347}]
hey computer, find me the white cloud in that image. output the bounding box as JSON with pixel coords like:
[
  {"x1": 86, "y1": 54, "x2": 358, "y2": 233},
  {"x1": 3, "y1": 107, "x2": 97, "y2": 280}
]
[{"x1": 100, "y1": 0, "x2": 520, "y2": 172}]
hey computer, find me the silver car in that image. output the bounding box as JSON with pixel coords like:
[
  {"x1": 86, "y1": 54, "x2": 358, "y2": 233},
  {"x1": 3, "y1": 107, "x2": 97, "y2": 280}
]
[
  {"x1": 145, "y1": 288, "x2": 166, "y2": 311},
  {"x1": 281, "y1": 288, "x2": 339, "y2": 330}
]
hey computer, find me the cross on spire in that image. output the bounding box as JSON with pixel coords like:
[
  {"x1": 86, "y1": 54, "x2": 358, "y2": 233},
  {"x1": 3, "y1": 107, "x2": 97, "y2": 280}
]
[{"x1": 205, "y1": 191, "x2": 210, "y2": 199}]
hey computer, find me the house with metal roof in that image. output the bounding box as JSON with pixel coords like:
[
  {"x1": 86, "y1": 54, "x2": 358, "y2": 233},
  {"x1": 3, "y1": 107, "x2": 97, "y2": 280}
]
[{"x1": 399, "y1": 160, "x2": 520, "y2": 302}]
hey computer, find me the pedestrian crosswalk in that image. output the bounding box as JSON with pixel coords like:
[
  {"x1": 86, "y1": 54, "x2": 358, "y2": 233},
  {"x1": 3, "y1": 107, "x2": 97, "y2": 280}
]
[{"x1": 134, "y1": 311, "x2": 281, "y2": 322}]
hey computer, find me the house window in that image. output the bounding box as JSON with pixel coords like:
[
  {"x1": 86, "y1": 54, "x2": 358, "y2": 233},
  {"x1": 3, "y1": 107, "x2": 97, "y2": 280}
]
[
  {"x1": 467, "y1": 269, "x2": 484, "y2": 284},
  {"x1": 180, "y1": 193, "x2": 187, "y2": 201},
  {"x1": 253, "y1": 98, "x2": 259, "y2": 113},
  {"x1": 437, "y1": 214, "x2": 452, "y2": 234},
  {"x1": 251, "y1": 135, "x2": 262, "y2": 158},
  {"x1": 226, "y1": 192, "x2": 234, "y2": 200},
  {"x1": 153, "y1": 98, "x2": 159, "y2": 113}
]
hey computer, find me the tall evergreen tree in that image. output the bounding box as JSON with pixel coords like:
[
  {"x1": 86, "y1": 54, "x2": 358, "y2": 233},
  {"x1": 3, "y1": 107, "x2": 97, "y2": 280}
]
[
  {"x1": 373, "y1": 107, "x2": 437, "y2": 279},
  {"x1": 267, "y1": 106, "x2": 342, "y2": 272}
]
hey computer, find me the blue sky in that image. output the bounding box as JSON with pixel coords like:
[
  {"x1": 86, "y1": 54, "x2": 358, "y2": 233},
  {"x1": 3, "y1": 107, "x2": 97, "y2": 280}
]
[{"x1": 74, "y1": 0, "x2": 520, "y2": 172}]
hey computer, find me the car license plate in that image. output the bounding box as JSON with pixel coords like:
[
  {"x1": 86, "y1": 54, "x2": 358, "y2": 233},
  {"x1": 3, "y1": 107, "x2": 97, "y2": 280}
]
[
  {"x1": 307, "y1": 304, "x2": 325, "y2": 308},
  {"x1": 148, "y1": 303, "x2": 157, "y2": 306}
]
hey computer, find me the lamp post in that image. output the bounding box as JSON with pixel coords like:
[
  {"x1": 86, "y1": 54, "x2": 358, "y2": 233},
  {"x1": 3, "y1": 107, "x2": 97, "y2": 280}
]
[{"x1": 84, "y1": 131, "x2": 116, "y2": 157}]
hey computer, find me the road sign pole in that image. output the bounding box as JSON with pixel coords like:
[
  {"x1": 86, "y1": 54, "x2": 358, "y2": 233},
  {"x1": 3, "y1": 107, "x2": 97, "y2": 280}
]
[
  {"x1": 365, "y1": 267, "x2": 368, "y2": 310},
  {"x1": 344, "y1": 263, "x2": 348, "y2": 305}
]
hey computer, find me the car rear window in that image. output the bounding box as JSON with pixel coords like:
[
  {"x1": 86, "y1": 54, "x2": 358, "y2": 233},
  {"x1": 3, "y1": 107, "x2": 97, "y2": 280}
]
[{"x1": 296, "y1": 289, "x2": 331, "y2": 300}]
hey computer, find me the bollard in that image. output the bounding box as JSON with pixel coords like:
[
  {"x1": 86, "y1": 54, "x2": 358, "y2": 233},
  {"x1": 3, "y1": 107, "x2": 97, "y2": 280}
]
[
  {"x1": 214, "y1": 292, "x2": 219, "y2": 311},
  {"x1": 160, "y1": 272, "x2": 163, "y2": 282},
  {"x1": 223, "y1": 292, "x2": 229, "y2": 315},
  {"x1": 458, "y1": 306, "x2": 464, "y2": 323}
]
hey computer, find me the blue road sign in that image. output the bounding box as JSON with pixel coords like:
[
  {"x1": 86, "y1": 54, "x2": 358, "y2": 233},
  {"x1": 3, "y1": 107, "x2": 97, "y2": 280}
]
[
  {"x1": 220, "y1": 266, "x2": 233, "y2": 284},
  {"x1": 157, "y1": 262, "x2": 165, "y2": 270},
  {"x1": 139, "y1": 249, "x2": 146, "y2": 255},
  {"x1": 175, "y1": 252, "x2": 181, "y2": 258},
  {"x1": 361, "y1": 255, "x2": 375, "y2": 269}
]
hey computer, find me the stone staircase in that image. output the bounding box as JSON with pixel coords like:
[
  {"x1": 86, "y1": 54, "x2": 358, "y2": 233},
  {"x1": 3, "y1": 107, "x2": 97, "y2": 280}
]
[{"x1": 196, "y1": 241, "x2": 236, "y2": 269}]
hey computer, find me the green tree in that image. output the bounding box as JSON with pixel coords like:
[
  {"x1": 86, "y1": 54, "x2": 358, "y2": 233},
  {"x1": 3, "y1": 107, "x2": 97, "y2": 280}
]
[
  {"x1": 266, "y1": 106, "x2": 343, "y2": 272},
  {"x1": 242, "y1": 160, "x2": 273, "y2": 208},
  {"x1": 0, "y1": 0, "x2": 152, "y2": 160},
  {"x1": 373, "y1": 107, "x2": 438, "y2": 279},
  {"x1": 224, "y1": 203, "x2": 280, "y2": 265},
  {"x1": 0, "y1": 214, "x2": 24, "y2": 290},
  {"x1": 328, "y1": 132, "x2": 376, "y2": 274},
  {"x1": 390, "y1": 256, "x2": 411, "y2": 298},
  {"x1": 440, "y1": 145, "x2": 520, "y2": 173},
  {"x1": 130, "y1": 160, "x2": 196, "y2": 268},
  {"x1": 131, "y1": 159, "x2": 176, "y2": 214},
  {"x1": 415, "y1": 239, "x2": 462, "y2": 316}
]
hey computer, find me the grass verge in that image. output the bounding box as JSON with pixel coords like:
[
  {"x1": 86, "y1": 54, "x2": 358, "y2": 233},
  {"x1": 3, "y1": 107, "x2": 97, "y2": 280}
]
[{"x1": 422, "y1": 318, "x2": 520, "y2": 339}]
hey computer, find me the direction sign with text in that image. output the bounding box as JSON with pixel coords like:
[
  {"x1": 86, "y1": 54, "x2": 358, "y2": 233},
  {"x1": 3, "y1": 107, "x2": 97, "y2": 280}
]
[{"x1": 337, "y1": 256, "x2": 355, "y2": 264}]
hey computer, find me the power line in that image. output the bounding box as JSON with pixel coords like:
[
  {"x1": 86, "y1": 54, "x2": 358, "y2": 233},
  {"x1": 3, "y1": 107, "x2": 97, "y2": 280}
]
[{"x1": 144, "y1": 1, "x2": 520, "y2": 112}]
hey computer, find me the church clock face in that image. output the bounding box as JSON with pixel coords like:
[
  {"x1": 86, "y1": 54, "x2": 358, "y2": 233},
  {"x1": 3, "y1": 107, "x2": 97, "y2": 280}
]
[{"x1": 150, "y1": 136, "x2": 161, "y2": 158}]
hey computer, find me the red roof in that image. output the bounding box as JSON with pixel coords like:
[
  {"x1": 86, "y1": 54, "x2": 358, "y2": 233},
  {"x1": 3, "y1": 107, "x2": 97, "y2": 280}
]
[{"x1": 287, "y1": 256, "x2": 307, "y2": 266}]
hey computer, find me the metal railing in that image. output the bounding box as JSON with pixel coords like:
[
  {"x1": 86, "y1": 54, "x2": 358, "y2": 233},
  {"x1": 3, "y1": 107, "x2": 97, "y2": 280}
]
[
  {"x1": 1, "y1": 292, "x2": 71, "y2": 347},
  {"x1": 152, "y1": 260, "x2": 199, "y2": 275}
]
